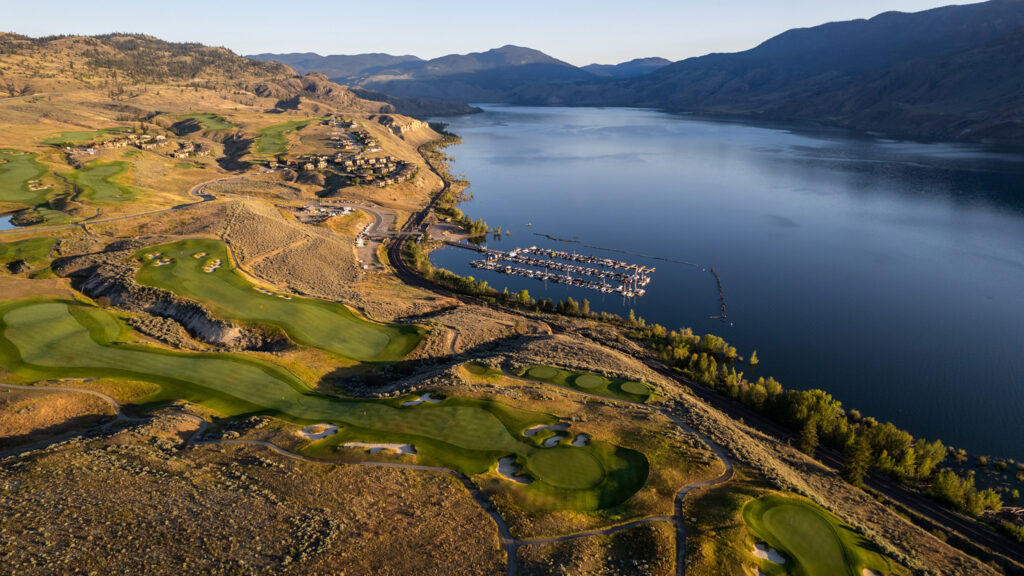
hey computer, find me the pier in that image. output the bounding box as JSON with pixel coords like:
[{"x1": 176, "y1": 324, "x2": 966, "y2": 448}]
[{"x1": 462, "y1": 244, "x2": 654, "y2": 298}]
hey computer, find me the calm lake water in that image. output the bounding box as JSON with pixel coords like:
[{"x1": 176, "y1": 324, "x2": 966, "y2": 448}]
[{"x1": 430, "y1": 105, "x2": 1024, "y2": 460}]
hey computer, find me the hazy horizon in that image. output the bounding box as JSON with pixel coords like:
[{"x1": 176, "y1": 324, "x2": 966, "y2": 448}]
[{"x1": 1, "y1": 0, "x2": 985, "y2": 66}]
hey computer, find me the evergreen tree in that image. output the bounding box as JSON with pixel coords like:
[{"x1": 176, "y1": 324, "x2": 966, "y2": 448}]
[
  {"x1": 843, "y1": 434, "x2": 872, "y2": 487},
  {"x1": 798, "y1": 419, "x2": 819, "y2": 456}
]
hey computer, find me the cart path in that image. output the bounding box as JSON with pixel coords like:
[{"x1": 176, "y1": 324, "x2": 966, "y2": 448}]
[{"x1": 0, "y1": 369, "x2": 734, "y2": 576}]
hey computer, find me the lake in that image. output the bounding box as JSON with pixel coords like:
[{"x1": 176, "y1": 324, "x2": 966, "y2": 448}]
[{"x1": 430, "y1": 105, "x2": 1024, "y2": 460}]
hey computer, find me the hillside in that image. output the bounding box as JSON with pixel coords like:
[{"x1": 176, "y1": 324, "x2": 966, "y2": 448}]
[
  {"x1": 247, "y1": 52, "x2": 423, "y2": 78},
  {"x1": 511, "y1": 0, "x2": 1024, "y2": 143},
  {"x1": 0, "y1": 33, "x2": 294, "y2": 95},
  {"x1": 581, "y1": 57, "x2": 672, "y2": 78},
  {"x1": 255, "y1": 45, "x2": 598, "y2": 104}
]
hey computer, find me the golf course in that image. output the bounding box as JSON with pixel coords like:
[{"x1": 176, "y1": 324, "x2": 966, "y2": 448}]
[
  {"x1": 522, "y1": 365, "x2": 653, "y2": 402},
  {"x1": 0, "y1": 149, "x2": 50, "y2": 205},
  {"x1": 252, "y1": 119, "x2": 317, "y2": 157},
  {"x1": 743, "y1": 495, "x2": 903, "y2": 576},
  {"x1": 41, "y1": 127, "x2": 132, "y2": 147},
  {"x1": 135, "y1": 239, "x2": 423, "y2": 362},
  {"x1": 0, "y1": 237, "x2": 57, "y2": 268},
  {"x1": 68, "y1": 161, "x2": 139, "y2": 202},
  {"x1": 176, "y1": 113, "x2": 233, "y2": 131},
  {"x1": 0, "y1": 298, "x2": 649, "y2": 510}
]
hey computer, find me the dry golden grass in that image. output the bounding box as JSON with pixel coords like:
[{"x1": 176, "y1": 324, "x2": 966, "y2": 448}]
[
  {"x1": 517, "y1": 522, "x2": 675, "y2": 576},
  {"x1": 0, "y1": 387, "x2": 115, "y2": 449},
  {"x1": 0, "y1": 416, "x2": 503, "y2": 575}
]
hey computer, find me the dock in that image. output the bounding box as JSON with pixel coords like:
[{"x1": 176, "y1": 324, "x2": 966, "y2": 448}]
[{"x1": 463, "y1": 244, "x2": 653, "y2": 298}]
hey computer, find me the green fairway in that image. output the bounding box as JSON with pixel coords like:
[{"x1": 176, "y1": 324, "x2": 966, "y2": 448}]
[
  {"x1": 0, "y1": 237, "x2": 57, "y2": 267},
  {"x1": 135, "y1": 239, "x2": 423, "y2": 362},
  {"x1": 743, "y1": 495, "x2": 901, "y2": 576},
  {"x1": 253, "y1": 119, "x2": 317, "y2": 157},
  {"x1": 0, "y1": 298, "x2": 649, "y2": 510},
  {"x1": 68, "y1": 161, "x2": 139, "y2": 202},
  {"x1": 0, "y1": 150, "x2": 50, "y2": 205},
  {"x1": 522, "y1": 365, "x2": 654, "y2": 402},
  {"x1": 42, "y1": 127, "x2": 132, "y2": 147},
  {"x1": 176, "y1": 113, "x2": 233, "y2": 131}
]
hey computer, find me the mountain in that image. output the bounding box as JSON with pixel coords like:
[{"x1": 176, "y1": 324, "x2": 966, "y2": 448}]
[
  {"x1": 512, "y1": 0, "x2": 1024, "y2": 144},
  {"x1": 247, "y1": 52, "x2": 422, "y2": 79},
  {"x1": 581, "y1": 57, "x2": 672, "y2": 78},
  {"x1": 254, "y1": 45, "x2": 597, "y2": 104}
]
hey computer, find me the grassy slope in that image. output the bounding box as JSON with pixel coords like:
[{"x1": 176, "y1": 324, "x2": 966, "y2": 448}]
[
  {"x1": 68, "y1": 161, "x2": 139, "y2": 202},
  {"x1": 135, "y1": 238, "x2": 423, "y2": 362},
  {"x1": 253, "y1": 119, "x2": 317, "y2": 157},
  {"x1": 0, "y1": 237, "x2": 57, "y2": 267},
  {"x1": 0, "y1": 298, "x2": 647, "y2": 510},
  {"x1": 177, "y1": 113, "x2": 233, "y2": 131},
  {"x1": 41, "y1": 127, "x2": 132, "y2": 146},
  {"x1": 742, "y1": 495, "x2": 901, "y2": 576},
  {"x1": 0, "y1": 150, "x2": 49, "y2": 205}
]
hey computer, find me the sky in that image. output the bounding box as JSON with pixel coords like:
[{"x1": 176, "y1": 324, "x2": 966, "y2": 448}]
[{"x1": 1, "y1": 0, "x2": 982, "y2": 65}]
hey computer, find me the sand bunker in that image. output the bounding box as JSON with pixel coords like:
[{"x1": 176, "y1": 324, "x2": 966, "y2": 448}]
[
  {"x1": 254, "y1": 287, "x2": 273, "y2": 295},
  {"x1": 497, "y1": 456, "x2": 532, "y2": 484},
  {"x1": 752, "y1": 543, "x2": 785, "y2": 564},
  {"x1": 402, "y1": 392, "x2": 443, "y2": 406},
  {"x1": 299, "y1": 423, "x2": 339, "y2": 440},
  {"x1": 192, "y1": 252, "x2": 207, "y2": 259},
  {"x1": 276, "y1": 294, "x2": 292, "y2": 300},
  {"x1": 145, "y1": 252, "x2": 161, "y2": 260},
  {"x1": 343, "y1": 442, "x2": 416, "y2": 455},
  {"x1": 154, "y1": 258, "x2": 173, "y2": 267},
  {"x1": 523, "y1": 423, "x2": 569, "y2": 437},
  {"x1": 542, "y1": 435, "x2": 567, "y2": 447},
  {"x1": 862, "y1": 569, "x2": 883, "y2": 576},
  {"x1": 571, "y1": 433, "x2": 590, "y2": 447},
  {"x1": 203, "y1": 258, "x2": 222, "y2": 273}
]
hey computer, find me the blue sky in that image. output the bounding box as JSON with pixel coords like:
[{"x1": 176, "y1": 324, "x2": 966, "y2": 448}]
[{"x1": 1, "y1": 0, "x2": 982, "y2": 65}]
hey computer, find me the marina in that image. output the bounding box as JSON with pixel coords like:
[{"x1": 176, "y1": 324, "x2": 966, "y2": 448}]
[{"x1": 466, "y1": 244, "x2": 653, "y2": 297}]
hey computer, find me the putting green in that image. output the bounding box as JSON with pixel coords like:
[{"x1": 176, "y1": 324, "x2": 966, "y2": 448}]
[
  {"x1": 528, "y1": 366, "x2": 558, "y2": 379},
  {"x1": 68, "y1": 161, "x2": 138, "y2": 202},
  {"x1": 575, "y1": 373, "x2": 605, "y2": 389},
  {"x1": 135, "y1": 239, "x2": 423, "y2": 362},
  {"x1": 177, "y1": 113, "x2": 232, "y2": 132},
  {"x1": 253, "y1": 119, "x2": 317, "y2": 157},
  {"x1": 0, "y1": 150, "x2": 50, "y2": 205},
  {"x1": 743, "y1": 495, "x2": 899, "y2": 576},
  {"x1": 0, "y1": 298, "x2": 649, "y2": 511},
  {"x1": 620, "y1": 381, "x2": 650, "y2": 396},
  {"x1": 42, "y1": 127, "x2": 132, "y2": 147},
  {"x1": 523, "y1": 365, "x2": 654, "y2": 402},
  {"x1": 527, "y1": 447, "x2": 604, "y2": 489}
]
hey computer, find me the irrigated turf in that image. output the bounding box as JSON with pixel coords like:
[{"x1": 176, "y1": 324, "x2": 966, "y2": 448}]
[
  {"x1": 135, "y1": 239, "x2": 423, "y2": 362},
  {"x1": 253, "y1": 119, "x2": 317, "y2": 157},
  {"x1": 68, "y1": 161, "x2": 138, "y2": 202},
  {"x1": 0, "y1": 150, "x2": 50, "y2": 205},
  {"x1": 177, "y1": 113, "x2": 233, "y2": 131},
  {"x1": 522, "y1": 365, "x2": 654, "y2": 402},
  {"x1": 0, "y1": 237, "x2": 57, "y2": 267},
  {"x1": 0, "y1": 298, "x2": 648, "y2": 511},
  {"x1": 41, "y1": 127, "x2": 132, "y2": 147},
  {"x1": 742, "y1": 495, "x2": 902, "y2": 576}
]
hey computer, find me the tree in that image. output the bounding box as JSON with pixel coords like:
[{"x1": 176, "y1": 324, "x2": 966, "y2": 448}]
[
  {"x1": 516, "y1": 289, "x2": 532, "y2": 306},
  {"x1": 798, "y1": 419, "x2": 819, "y2": 456},
  {"x1": 843, "y1": 434, "x2": 872, "y2": 487},
  {"x1": 749, "y1": 350, "x2": 759, "y2": 367},
  {"x1": 581, "y1": 299, "x2": 590, "y2": 317}
]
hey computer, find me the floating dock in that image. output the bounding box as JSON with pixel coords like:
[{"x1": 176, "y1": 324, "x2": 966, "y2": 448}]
[{"x1": 467, "y1": 245, "x2": 653, "y2": 298}]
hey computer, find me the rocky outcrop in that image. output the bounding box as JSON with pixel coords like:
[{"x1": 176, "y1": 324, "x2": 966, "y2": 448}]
[
  {"x1": 54, "y1": 243, "x2": 290, "y2": 352},
  {"x1": 375, "y1": 114, "x2": 430, "y2": 140}
]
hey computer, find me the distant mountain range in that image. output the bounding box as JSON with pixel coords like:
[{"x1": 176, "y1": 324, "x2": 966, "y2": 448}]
[
  {"x1": 249, "y1": 46, "x2": 671, "y2": 104},
  {"x1": 251, "y1": 0, "x2": 1024, "y2": 143}
]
